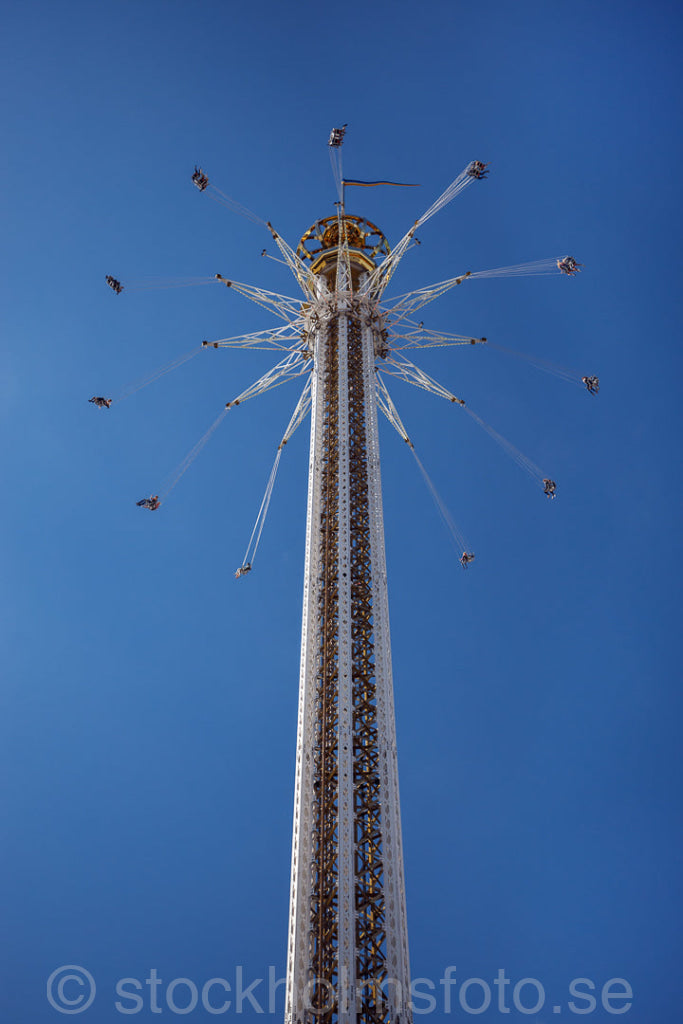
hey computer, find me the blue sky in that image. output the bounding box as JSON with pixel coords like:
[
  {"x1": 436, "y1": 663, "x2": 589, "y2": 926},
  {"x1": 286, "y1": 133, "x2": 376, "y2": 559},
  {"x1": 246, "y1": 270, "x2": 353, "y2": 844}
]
[{"x1": 2, "y1": 1, "x2": 682, "y2": 1020}]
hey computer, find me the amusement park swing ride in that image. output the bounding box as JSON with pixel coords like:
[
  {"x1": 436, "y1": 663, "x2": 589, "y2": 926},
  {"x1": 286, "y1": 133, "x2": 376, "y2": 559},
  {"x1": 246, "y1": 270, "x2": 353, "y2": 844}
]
[{"x1": 93, "y1": 126, "x2": 594, "y2": 1024}]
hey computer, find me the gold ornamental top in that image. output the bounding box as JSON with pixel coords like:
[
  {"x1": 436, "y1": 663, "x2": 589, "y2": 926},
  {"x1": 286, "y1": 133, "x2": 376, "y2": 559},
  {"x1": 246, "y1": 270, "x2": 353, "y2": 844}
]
[{"x1": 297, "y1": 214, "x2": 389, "y2": 276}]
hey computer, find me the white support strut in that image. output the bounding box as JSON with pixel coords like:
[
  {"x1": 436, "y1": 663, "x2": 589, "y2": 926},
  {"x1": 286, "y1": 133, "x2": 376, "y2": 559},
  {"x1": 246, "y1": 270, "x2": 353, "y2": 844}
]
[{"x1": 359, "y1": 290, "x2": 412, "y2": 1017}]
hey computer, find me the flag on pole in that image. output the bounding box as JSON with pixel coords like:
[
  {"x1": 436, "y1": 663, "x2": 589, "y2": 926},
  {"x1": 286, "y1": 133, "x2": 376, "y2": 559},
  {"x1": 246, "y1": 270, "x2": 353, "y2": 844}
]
[{"x1": 342, "y1": 179, "x2": 420, "y2": 188}]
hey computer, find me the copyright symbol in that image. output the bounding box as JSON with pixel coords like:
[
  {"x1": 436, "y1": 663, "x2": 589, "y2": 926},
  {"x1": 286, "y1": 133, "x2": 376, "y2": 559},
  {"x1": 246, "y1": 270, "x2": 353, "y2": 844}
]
[{"x1": 46, "y1": 965, "x2": 96, "y2": 1014}]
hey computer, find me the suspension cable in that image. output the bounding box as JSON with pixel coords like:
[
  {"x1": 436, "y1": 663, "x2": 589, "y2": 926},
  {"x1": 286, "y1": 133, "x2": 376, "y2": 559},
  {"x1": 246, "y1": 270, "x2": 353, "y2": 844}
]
[
  {"x1": 376, "y1": 373, "x2": 474, "y2": 565},
  {"x1": 121, "y1": 277, "x2": 216, "y2": 292},
  {"x1": 410, "y1": 447, "x2": 472, "y2": 558},
  {"x1": 467, "y1": 258, "x2": 561, "y2": 280},
  {"x1": 329, "y1": 146, "x2": 344, "y2": 202},
  {"x1": 112, "y1": 346, "x2": 204, "y2": 404},
  {"x1": 463, "y1": 405, "x2": 550, "y2": 488},
  {"x1": 364, "y1": 163, "x2": 477, "y2": 296},
  {"x1": 241, "y1": 448, "x2": 283, "y2": 569},
  {"x1": 238, "y1": 379, "x2": 312, "y2": 572},
  {"x1": 485, "y1": 342, "x2": 595, "y2": 388},
  {"x1": 206, "y1": 184, "x2": 268, "y2": 227},
  {"x1": 158, "y1": 407, "x2": 229, "y2": 503}
]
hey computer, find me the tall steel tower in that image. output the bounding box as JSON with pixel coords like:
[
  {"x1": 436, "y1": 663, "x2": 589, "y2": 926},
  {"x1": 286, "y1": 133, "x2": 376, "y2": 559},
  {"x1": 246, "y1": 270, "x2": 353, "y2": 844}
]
[
  {"x1": 109, "y1": 136, "x2": 585, "y2": 1024},
  {"x1": 284, "y1": 215, "x2": 411, "y2": 1024}
]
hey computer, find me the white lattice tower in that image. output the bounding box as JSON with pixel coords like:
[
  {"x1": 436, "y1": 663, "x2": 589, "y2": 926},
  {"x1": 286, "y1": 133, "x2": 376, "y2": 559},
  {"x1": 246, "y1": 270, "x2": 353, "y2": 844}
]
[{"x1": 285, "y1": 215, "x2": 412, "y2": 1024}]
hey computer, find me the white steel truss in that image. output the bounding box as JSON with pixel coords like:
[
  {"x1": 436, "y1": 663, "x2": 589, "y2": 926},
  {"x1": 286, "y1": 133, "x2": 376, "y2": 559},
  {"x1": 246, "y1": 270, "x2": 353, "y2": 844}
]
[
  {"x1": 286, "y1": 263, "x2": 412, "y2": 1024},
  {"x1": 380, "y1": 352, "x2": 466, "y2": 406},
  {"x1": 225, "y1": 350, "x2": 311, "y2": 409},
  {"x1": 205, "y1": 321, "x2": 305, "y2": 351}
]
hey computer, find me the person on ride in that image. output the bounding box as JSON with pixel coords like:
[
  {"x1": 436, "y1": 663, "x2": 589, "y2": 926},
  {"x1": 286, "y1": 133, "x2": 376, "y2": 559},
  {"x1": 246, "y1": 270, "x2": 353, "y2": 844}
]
[
  {"x1": 89, "y1": 396, "x2": 112, "y2": 408},
  {"x1": 543, "y1": 479, "x2": 557, "y2": 498},
  {"x1": 328, "y1": 124, "x2": 347, "y2": 147},
  {"x1": 192, "y1": 166, "x2": 209, "y2": 191},
  {"x1": 467, "y1": 160, "x2": 489, "y2": 179},
  {"x1": 557, "y1": 256, "x2": 582, "y2": 275},
  {"x1": 136, "y1": 495, "x2": 160, "y2": 510}
]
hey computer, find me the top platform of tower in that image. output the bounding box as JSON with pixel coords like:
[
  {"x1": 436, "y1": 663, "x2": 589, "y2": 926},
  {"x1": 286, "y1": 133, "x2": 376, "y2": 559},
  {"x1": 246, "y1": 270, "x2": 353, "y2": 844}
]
[{"x1": 297, "y1": 214, "x2": 390, "y2": 279}]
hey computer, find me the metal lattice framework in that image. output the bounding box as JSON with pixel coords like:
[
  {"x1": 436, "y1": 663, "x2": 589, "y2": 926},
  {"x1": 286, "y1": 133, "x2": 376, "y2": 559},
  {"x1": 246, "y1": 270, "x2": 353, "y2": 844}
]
[{"x1": 286, "y1": 231, "x2": 412, "y2": 1022}]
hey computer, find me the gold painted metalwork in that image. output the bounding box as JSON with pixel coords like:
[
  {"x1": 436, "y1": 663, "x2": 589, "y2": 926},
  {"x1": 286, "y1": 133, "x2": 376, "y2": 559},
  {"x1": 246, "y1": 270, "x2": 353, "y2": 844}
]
[{"x1": 298, "y1": 215, "x2": 389, "y2": 278}]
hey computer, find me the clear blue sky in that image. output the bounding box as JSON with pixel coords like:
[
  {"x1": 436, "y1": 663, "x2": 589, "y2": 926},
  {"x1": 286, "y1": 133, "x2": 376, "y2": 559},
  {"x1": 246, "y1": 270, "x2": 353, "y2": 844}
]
[{"x1": 2, "y1": 1, "x2": 682, "y2": 1020}]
